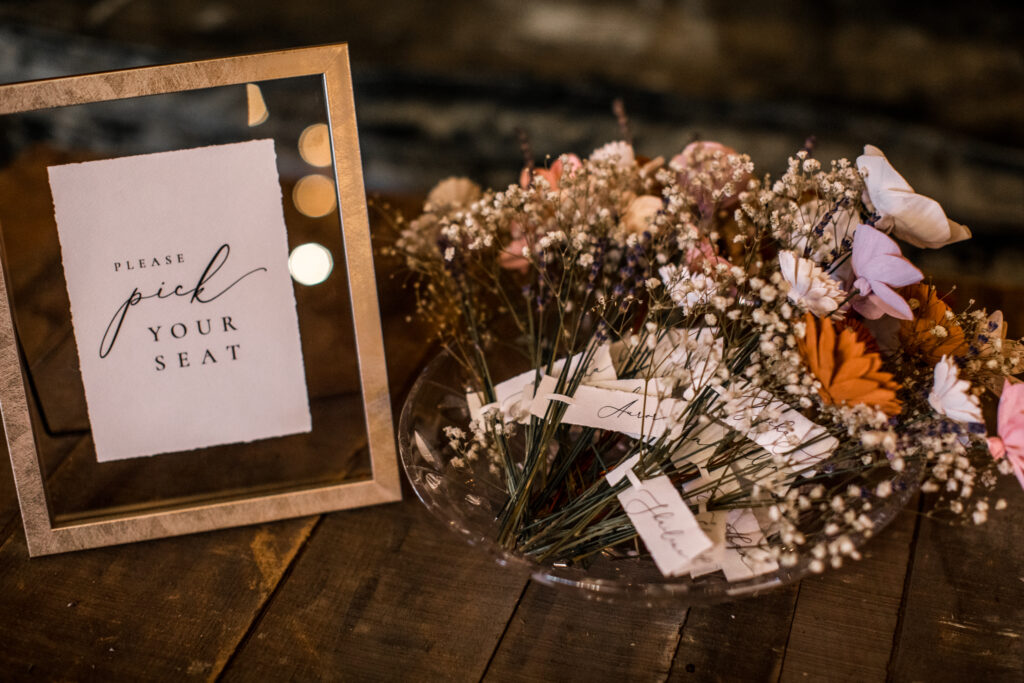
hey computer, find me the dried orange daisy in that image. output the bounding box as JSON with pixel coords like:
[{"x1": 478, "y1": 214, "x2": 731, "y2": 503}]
[
  {"x1": 898, "y1": 284, "x2": 967, "y2": 363},
  {"x1": 836, "y1": 317, "x2": 882, "y2": 356},
  {"x1": 798, "y1": 313, "x2": 902, "y2": 415}
]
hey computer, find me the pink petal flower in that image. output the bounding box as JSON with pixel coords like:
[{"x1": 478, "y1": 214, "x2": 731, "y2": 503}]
[
  {"x1": 685, "y1": 239, "x2": 731, "y2": 271},
  {"x1": 499, "y1": 237, "x2": 531, "y2": 272},
  {"x1": 987, "y1": 436, "x2": 1006, "y2": 460},
  {"x1": 670, "y1": 141, "x2": 749, "y2": 212},
  {"x1": 850, "y1": 224, "x2": 923, "y2": 320},
  {"x1": 991, "y1": 379, "x2": 1024, "y2": 491},
  {"x1": 519, "y1": 154, "x2": 582, "y2": 191}
]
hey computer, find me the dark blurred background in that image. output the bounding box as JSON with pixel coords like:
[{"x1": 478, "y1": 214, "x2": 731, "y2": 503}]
[{"x1": 1, "y1": 0, "x2": 1022, "y2": 282}]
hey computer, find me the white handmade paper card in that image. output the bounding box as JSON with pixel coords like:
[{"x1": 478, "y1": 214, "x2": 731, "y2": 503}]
[
  {"x1": 48, "y1": 139, "x2": 312, "y2": 461},
  {"x1": 606, "y1": 455, "x2": 713, "y2": 577}
]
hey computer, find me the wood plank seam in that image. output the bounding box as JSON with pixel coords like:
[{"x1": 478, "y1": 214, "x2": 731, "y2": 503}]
[
  {"x1": 771, "y1": 582, "x2": 805, "y2": 682},
  {"x1": 0, "y1": 510, "x2": 27, "y2": 553},
  {"x1": 883, "y1": 496, "x2": 925, "y2": 683},
  {"x1": 477, "y1": 579, "x2": 533, "y2": 682},
  {"x1": 213, "y1": 515, "x2": 325, "y2": 681},
  {"x1": 661, "y1": 601, "x2": 693, "y2": 681}
]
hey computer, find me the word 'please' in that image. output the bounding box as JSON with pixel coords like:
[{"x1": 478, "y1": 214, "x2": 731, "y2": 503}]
[{"x1": 113, "y1": 254, "x2": 185, "y2": 272}]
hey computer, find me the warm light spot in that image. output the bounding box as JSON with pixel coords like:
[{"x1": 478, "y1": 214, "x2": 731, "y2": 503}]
[
  {"x1": 246, "y1": 83, "x2": 269, "y2": 126},
  {"x1": 288, "y1": 243, "x2": 334, "y2": 286},
  {"x1": 292, "y1": 174, "x2": 336, "y2": 218},
  {"x1": 298, "y1": 123, "x2": 332, "y2": 167}
]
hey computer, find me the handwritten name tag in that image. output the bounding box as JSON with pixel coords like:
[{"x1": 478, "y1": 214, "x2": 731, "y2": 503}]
[
  {"x1": 678, "y1": 463, "x2": 739, "y2": 577},
  {"x1": 719, "y1": 508, "x2": 779, "y2": 581},
  {"x1": 466, "y1": 369, "x2": 539, "y2": 422},
  {"x1": 48, "y1": 140, "x2": 311, "y2": 461},
  {"x1": 671, "y1": 420, "x2": 730, "y2": 470},
  {"x1": 466, "y1": 344, "x2": 618, "y2": 423},
  {"x1": 606, "y1": 458, "x2": 712, "y2": 577},
  {"x1": 553, "y1": 344, "x2": 618, "y2": 384},
  {"x1": 530, "y1": 375, "x2": 686, "y2": 440},
  {"x1": 718, "y1": 385, "x2": 837, "y2": 475},
  {"x1": 686, "y1": 510, "x2": 729, "y2": 577}
]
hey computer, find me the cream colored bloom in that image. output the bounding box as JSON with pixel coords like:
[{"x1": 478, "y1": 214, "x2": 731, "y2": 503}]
[
  {"x1": 425, "y1": 177, "x2": 481, "y2": 211},
  {"x1": 622, "y1": 195, "x2": 662, "y2": 234},
  {"x1": 590, "y1": 141, "x2": 635, "y2": 168},
  {"x1": 778, "y1": 250, "x2": 845, "y2": 318},
  {"x1": 928, "y1": 355, "x2": 983, "y2": 424},
  {"x1": 857, "y1": 145, "x2": 970, "y2": 249}
]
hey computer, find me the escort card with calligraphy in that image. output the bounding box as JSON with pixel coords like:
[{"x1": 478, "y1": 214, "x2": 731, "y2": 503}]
[{"x1": 48, "y1": 139, "x2": 312, "y2": 461}]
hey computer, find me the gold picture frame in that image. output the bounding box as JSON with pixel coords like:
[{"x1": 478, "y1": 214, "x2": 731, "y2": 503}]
[{"x1": 0, "y1": 44, "x2": 401, "y2": 556}]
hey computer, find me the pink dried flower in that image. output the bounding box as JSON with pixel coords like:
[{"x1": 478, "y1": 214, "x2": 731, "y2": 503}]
[
  {"x1": 519, "y1": 154, "x2": 582, "y2": 191},
  {"x1": 850, "y1": 224, "x2": 923, "y2": 320},
  {"x1": 685, "y1": 239, "x2": 730, "y2": 271},
  {"x1": 499, "y1": 237, "x2": 531, "y2": 272},
  {"x1": 987, "y1": 379, "x2": 1024, "y2": 491},
  {"x1": 671, "y1": 141, "x2": 750, "y2": 211}
]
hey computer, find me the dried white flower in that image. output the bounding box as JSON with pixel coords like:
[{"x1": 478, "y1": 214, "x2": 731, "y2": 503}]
[
  {"x1": 777, "y1": 250, "x2": 845, "y2": 317},
  {"x1": 659, "y1": 264, "x2": 714, "y2": 313},
  {"x1": 425, "y1": 177, "x2": 481, "y2": 211},
  {"x1": 590, "y1": 140, "x2": 635, "y2": 168},
  {"x1": 857, "y1": 145, "x2": 971, "y2": 249},
  {"x1": 622, "y1": 195, "x2": 662, "y2": 234},
  {"x1": 928, "y1": 355, "x2": 983, "y2": 424}
]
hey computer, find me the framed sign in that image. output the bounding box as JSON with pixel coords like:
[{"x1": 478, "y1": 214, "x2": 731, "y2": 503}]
[{"x1": 0, "y1": 44, "x2": 401, "y2": 556}]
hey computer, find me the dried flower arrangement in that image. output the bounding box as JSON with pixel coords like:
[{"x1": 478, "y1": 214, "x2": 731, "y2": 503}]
[{"x1": 387, "y1": 129, "x2": 1022, "y2": 582}]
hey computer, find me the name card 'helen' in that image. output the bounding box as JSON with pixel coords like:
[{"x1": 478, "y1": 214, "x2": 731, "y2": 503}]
[
  {"x1": 606, "y1": 456, "x2": 713, "y2": 577},
  {"x1": 48, "y1": 140, "x2": 312, "y2": 461}
]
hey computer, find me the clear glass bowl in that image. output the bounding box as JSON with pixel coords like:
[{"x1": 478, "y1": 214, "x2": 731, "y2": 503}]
[{"x1": 398, "y1": 350, "x2": 921, "y2": 604}]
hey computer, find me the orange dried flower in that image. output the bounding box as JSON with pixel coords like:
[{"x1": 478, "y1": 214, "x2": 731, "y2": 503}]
[
  {"x1": 898, "y1": 284, "x2": 967, "y2": 363},
  {"x1": 798, "y1": 313, "x2": 902, "y2": 415},
  {"x1": 836, "y1": 317, "x2": 882, "y2": 356}
]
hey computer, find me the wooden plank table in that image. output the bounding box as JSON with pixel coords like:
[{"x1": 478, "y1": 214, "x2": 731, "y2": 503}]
[{"x1": 0, "y1": 185, "x2": 1021, "y2": 682}]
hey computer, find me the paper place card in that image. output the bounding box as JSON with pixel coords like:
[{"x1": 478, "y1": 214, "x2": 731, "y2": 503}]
[
  {"x1": 466, "y1": 343, "x2": 618, "y2": 423},
  {"x1": 719, "y1": 508, "x2": 780, "y2": 582},
  {"x1": 606, "y1": 458, "x2": 713, "y2": 577},
  {"x1": 552, "y1": 343, "x2": 618, "y2": 384},
  {"x1": 652, "y1": 327, "x2": 722, "y2": 388},
  {"x1": 671, "y1": 420, "x2": 730, "y2": 471},
  {"x1": 612, "y1": 327, "x2": 721, "y2": 390},
  {"x1": 48, "y1": 140, "x2": 312, "y2": 461},
  {"x1": 587, "y1": 376, "x2": 676, "y2": 397},
  {"x1": 466, "y1": 369, "x2": 539, "y2": 423},
  {"x1": 686, "y1": 510, "x2": 729, "y2": 577},
  {"x1": 717, "y1": 385, "x2": 837, "y2": 475},
  {"x1": 530, "y1": 375, "x2": 686, "y2": 440}
]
